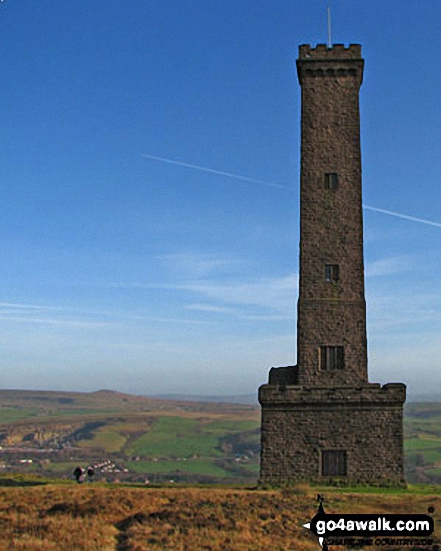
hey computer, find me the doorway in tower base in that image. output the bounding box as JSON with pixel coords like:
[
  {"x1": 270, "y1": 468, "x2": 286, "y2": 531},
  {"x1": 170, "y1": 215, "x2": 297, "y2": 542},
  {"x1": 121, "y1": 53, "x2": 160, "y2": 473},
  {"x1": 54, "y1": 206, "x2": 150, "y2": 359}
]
[{"x1": 321, "y1": 450, "x2": 347, "y2": 476}]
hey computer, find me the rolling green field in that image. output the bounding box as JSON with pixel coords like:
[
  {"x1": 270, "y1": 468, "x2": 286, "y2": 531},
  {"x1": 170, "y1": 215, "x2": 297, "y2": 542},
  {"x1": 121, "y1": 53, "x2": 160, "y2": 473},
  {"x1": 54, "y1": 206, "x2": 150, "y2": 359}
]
[
  {"x1": 0, "y1": 408, "x2": 39, "y2": 423},
  {"x1": 404, "y1": 403, "x2": 441, "y2": 482},
  {"x1": 126, "y1": 416, "x2": 257, "y2": 458},
  {"x1": 127, "y1": 458, "x2": 233, "y2": 477}
]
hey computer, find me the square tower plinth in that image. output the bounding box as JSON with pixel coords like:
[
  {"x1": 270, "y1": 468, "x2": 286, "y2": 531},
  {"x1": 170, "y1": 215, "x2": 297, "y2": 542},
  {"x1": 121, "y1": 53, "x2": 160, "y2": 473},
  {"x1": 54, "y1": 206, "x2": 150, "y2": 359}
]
[
  {"x1": 259, "y1": 383, "x2": 406, "y2": 484},
  {"x1": 259, "y1": 45, "x2": 406, "y2": 485}
]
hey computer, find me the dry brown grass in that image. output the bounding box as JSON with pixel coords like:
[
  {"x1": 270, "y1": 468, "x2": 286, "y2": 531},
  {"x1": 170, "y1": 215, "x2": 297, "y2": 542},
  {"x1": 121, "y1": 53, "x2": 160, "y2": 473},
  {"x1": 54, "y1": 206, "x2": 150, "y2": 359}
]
[{"x1": 0, "y1": 484, "x2": 439, "y2": 550}]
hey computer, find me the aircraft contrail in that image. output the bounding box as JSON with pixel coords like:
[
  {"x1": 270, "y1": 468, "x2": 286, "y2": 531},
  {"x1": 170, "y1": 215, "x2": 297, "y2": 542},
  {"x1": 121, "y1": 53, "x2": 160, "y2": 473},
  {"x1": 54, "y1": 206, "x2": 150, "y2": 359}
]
[
  {"x1": 142, "y1": 153, "x2": 441, "y2": 228},
  {"x1": 141, "y1": 153, "x2": 289, "y2": 190},
  {"x1": 363, "y1": 204, "x2": 441, "y2": 228}
]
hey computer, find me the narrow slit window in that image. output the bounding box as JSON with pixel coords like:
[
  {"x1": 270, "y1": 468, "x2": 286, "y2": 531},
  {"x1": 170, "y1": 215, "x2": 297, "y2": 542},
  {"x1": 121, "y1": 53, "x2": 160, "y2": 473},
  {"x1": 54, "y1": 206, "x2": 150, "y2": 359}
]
[
  {"x1": 325, "y1": 264, "x2": 339, "y2": 282},
  {"x1": 325, "y1": 173, "x2": 339, "y2": 190},
  {"x1": 320, "y1": 346, "x2": 344, "y2": 370},
  {"x1": 321, "y1": 450, "x2": 347, "y2": 476}
]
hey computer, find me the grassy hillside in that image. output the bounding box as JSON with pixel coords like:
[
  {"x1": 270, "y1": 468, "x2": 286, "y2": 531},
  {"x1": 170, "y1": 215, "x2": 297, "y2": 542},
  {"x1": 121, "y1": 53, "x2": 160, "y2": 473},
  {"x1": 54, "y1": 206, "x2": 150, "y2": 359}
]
[
  {"x1": 0, "y1": 480, "x2": 440, "y2": 550},
  {"x1": 3, "y1": 390, "x2": 441, "y2": 484},
  {"x1": 404, "y1": 403, "x2": 441, "y2": 483},
  {"x1": 0, "y1": 390, "x2": 260, "y2": 483},
  {"x1": 0, "y1": 389, "x2": 249, "y2": 420}
]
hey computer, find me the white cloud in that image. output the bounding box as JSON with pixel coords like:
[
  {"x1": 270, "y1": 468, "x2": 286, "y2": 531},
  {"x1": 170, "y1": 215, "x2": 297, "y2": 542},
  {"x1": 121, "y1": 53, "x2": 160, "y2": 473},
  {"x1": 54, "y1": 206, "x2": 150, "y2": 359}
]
[
  {"x1": 240, "y1": 313, "x2": 295, "y2": 321},
  {"x1": 0, "y1": 301, "x2": 210, "y2": 330},
  {"x1": 367, "y1": 292, "x2": 441, "y2": 330},
  {"x1": 184, "y1": 302, "x2": 295, "y2": 321},
  {"x1": 155, "y1": 252, "x2": 244, "y2": 279},
  {"x1": 0, "y1": 302, "x2": 66, "y2": 311},
  {"x1": 170, "y1": 274, "x2": 298, "y2": 313},
  {"x1": 365, "y1": 255, "x2": 413, "y2": 277},
  {"x1": 111, "y1": 273, "x2": 298, "y2": 314},
  {"x1": 0, "y1": 315, "x2": 108, "y2": 329},
  {"x1": 184, "y1": 303, "x2": 238, "y2": 314},
  {"x1": 369, "y1": 333, "x2": 441, "y2": 394}
]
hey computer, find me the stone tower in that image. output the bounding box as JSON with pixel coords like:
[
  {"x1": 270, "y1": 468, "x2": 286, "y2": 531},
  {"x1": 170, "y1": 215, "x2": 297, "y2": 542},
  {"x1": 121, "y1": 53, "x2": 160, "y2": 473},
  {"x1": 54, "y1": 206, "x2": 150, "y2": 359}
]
[{"x1": 259, "y1": 44, "x2": 406, "y2": 485}]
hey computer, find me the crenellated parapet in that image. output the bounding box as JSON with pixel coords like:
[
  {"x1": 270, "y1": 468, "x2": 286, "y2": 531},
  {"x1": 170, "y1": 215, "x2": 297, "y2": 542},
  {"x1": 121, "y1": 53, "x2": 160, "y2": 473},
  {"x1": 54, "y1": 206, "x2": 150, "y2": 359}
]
[
  {"x1": 299, "y1": 43, "x2": 362, "y2": 60},
  {"x1": 297, "y1": 43, "x2": 364, "y2": 85}
]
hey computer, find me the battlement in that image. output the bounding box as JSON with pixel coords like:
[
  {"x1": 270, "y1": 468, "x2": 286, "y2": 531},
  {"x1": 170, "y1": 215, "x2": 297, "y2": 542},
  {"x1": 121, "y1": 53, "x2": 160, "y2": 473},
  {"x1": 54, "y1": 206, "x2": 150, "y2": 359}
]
[
  {"x1": 296, "y1": 44, "x2": 364, "y2": 86},
  {"x1": 299, "y1": 43, "x2": 362, "y2": 60}
]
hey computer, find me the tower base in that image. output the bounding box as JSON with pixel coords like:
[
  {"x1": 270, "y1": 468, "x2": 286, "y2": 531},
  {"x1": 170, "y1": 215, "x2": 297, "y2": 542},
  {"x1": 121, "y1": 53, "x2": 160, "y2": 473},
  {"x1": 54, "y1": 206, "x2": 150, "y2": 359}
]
[{"x1": 259, "y1": 373, "x2": 406, "y2": 485}]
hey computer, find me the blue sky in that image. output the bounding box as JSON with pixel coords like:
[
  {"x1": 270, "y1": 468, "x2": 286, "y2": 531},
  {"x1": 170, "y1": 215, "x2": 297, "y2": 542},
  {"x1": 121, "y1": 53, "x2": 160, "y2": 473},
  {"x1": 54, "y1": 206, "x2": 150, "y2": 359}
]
[{"x1": 0, "y1": 0, "x2": 440, "y2": 397}]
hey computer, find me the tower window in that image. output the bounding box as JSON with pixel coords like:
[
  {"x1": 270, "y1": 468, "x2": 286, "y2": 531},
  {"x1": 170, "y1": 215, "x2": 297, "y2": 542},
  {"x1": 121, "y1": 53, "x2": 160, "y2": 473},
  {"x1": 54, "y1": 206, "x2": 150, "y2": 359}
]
[
  {"x1": 320, "y1": 346, "x2": 344, "y2": 370},
  {"x1": 325, "y1": 264, "x2": 339, "y2": 282},
  {"x1": 325, "y1": 173, "x2": 339, "y2": 190},
  {"x1": 321, "y1": 450, "x2": 347, "y2": 476}
]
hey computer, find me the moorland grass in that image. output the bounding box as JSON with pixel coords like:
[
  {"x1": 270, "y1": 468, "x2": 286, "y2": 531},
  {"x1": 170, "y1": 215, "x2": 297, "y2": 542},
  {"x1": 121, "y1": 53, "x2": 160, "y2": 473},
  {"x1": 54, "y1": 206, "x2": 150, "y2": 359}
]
[{"x1": 0, "y1": 480, "x2": 440, "y2": 550}]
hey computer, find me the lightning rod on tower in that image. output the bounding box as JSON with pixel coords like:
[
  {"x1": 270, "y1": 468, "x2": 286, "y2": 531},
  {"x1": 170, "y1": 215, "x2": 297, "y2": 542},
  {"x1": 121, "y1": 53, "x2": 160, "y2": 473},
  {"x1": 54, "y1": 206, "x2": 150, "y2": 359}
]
[{"x1": 327, "y1": 5, "x2": 332, "y2": 48}]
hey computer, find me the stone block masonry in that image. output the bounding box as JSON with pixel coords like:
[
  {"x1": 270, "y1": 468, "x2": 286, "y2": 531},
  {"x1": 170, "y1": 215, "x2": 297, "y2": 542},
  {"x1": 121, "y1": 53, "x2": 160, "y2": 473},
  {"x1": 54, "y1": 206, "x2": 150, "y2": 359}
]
[
  {"x1": 260, "y1": 383, "x2": 405, "y2": 484},
  {"x1": 259, "y1": 44, "x2": 406, "y2": 485}
]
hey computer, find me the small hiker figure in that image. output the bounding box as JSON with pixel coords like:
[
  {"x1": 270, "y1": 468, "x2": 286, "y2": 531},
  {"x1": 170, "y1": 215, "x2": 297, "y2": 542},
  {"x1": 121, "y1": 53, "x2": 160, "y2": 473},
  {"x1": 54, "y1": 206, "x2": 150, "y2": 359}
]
[
  {"x1": 87, "y1": 466, "x2": 95, "y2": 482},
  {"x1": 316, "y1": 493, "x2": 325, "y2": 515},
  {"x1": 73, "y1": 466, "x2": 84, "y2": 484}
]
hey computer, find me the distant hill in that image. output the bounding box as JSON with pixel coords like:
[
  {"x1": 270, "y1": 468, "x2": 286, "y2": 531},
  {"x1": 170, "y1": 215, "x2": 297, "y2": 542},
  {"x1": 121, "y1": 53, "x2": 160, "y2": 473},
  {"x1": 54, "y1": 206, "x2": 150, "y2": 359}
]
[
  {"x1": 150, "y1": 393, "x2": 258, "y2": 405},
  {"x1": 407, "y1": 393, "x2": 441, "y2": 403},
  {"x1": 0, "y1": 388, "x2": 258, "y2": 410}
]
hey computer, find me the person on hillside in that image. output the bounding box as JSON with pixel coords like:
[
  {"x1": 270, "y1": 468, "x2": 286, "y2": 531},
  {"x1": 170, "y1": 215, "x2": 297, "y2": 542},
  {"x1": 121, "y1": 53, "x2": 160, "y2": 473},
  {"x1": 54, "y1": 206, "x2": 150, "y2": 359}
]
[
  {"x1": 73, "y1": 466, "x2": 84, "y2": 484},
  {"x1": 87, "y1": 466, "x2": 95, "y2": 482}
]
